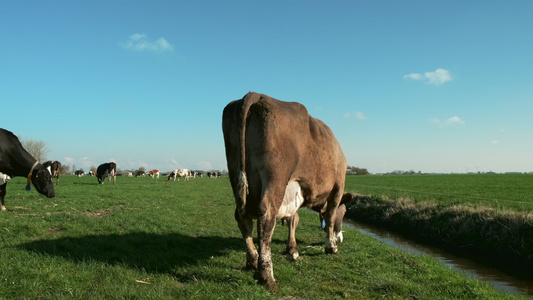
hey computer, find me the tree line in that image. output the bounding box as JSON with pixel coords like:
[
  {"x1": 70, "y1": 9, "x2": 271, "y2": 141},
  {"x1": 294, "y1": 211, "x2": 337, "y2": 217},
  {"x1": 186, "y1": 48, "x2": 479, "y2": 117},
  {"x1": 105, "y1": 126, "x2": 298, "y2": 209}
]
[{"x1": 347, "y1": 166, "x2": 369, "y2": 175}]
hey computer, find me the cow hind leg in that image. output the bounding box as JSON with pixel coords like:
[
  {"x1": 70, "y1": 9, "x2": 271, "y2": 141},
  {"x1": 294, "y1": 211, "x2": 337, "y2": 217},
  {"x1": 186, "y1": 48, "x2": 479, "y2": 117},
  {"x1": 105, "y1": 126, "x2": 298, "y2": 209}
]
[
  {"x1": 1, "y1": 183, "x2": 7, "y2": 211},
  {"x1": 283, "y1": 212, "x2": 300, "y2": 260},
  {"x1": 235, "y1": 209, "x2": 258, "y2": 270},
  {"x1": 323, "y1": 186, "x2": 346, "y2": 254},
  {"x1": 254, "y1": 205, "x2": 278, "y2": 292}
]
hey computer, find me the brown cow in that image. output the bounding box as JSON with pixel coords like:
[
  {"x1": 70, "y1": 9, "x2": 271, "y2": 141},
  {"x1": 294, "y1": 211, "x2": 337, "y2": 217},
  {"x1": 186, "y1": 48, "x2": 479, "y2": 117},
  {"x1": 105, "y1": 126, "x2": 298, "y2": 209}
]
[
  {"x1": 222, "y1": 92, "x2": 352, "y2": 292},
  {"x1": 147, "y1": 169, "x2": 160, "y2": 179}
]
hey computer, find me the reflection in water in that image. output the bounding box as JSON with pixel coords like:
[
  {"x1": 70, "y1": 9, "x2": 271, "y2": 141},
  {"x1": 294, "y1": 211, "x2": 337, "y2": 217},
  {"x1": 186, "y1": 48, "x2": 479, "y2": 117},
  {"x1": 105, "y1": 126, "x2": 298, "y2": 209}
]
[{"x1": 343, "y1": 219, "x2": 533, "y2": 296}]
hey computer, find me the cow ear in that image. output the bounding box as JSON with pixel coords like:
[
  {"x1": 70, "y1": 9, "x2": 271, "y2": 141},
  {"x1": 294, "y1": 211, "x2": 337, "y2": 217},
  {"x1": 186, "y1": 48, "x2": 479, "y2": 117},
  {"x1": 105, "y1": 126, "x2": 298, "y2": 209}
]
[{"x1": 341, "y1": 193, "x2": 353, "y2": 204}]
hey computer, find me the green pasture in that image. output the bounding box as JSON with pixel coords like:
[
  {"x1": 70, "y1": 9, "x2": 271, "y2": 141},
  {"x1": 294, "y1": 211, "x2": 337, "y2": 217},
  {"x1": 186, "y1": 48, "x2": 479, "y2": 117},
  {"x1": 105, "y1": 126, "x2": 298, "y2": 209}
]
[
  {"x1": 345, "y1": 174, "x2": 533, "y2": 211},
  {"x1": 0, "y1": 175, "x2": 523, "y2": 299}
]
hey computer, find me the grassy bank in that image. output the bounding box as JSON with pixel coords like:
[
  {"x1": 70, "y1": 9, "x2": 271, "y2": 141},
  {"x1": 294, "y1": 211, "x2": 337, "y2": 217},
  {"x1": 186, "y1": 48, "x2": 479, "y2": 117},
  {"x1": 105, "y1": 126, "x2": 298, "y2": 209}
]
[
  {"x1": 344, "y1": 174, "x2": 533, "y2": 275},
  {"x1": 0, "y1": 175, "x2": 524, "y2": 299}
]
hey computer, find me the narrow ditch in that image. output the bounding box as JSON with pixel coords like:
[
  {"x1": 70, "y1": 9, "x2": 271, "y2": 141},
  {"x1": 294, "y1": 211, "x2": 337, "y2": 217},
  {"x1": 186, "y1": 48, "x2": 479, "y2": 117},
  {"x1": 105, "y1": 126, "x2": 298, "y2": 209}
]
[{"x1": 343, "y1": 218, "x2": 533, "y2": 296}]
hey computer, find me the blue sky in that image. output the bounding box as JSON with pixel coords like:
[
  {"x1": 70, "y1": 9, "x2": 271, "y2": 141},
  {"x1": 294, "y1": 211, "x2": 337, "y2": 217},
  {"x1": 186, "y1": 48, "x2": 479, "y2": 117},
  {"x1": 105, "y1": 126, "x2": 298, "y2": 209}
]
[{"x1": 1, "y1": 1, "x2": 531, "y2": 174}]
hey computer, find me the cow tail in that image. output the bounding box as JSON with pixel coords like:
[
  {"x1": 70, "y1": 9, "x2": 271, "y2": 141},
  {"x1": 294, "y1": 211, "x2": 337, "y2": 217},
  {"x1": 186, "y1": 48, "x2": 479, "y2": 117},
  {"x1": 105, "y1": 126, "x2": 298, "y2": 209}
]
[{"x1": 236, "y1": 92, "x2": 261, "y2": 214}]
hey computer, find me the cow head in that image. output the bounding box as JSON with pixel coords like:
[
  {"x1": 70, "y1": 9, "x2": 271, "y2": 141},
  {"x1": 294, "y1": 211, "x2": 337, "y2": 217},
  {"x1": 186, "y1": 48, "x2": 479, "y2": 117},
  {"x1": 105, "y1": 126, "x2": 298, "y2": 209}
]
[
  {"x1": 319, "y1": 193, "x2": 353, "y2": 243},
  {"x1": 31, "y1": 165, "x2": 55, "y2": 198},
  {"x1": 97, "y1": 174, "x2": 105, "y2": 184}
]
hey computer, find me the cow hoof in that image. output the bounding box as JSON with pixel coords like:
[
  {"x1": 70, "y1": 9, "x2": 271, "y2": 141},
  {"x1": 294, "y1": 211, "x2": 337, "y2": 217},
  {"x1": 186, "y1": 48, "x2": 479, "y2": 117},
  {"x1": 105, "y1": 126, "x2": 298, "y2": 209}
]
[
  {"x1": 325, "y1": 247, "x2": 338, "y2": 255},
  {"x1": 1, "y1": 206, "x2": 6, "y2": 211},
  {"x1": 282, "y1": 248, "x2": 299, "y2": 261},
  {"x1": 254, "y1": 272, "x2": 278, "y2": 293},
  {"x1": 285, "y1": 252, "x2": 299, "y2": 261},
  {"x1": 283, "y1": 251, "x2": 300, "y2": 261},
  {"x1": 264, "y1": 280, "x2": 279, "y2": 293}
]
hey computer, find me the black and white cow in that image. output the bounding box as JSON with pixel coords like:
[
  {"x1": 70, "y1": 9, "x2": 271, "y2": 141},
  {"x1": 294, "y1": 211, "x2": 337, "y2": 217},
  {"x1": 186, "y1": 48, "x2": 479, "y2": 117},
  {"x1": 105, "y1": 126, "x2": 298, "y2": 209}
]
[
  {"x1": 0, "y1": 128, "x2": 55, "y2": 211},
  {"x1": 96, "y1": 162, "x2": 117, "y2": 184},
  {"x1": 42, "y1": 160, "x2": 61, "y2": 185}
]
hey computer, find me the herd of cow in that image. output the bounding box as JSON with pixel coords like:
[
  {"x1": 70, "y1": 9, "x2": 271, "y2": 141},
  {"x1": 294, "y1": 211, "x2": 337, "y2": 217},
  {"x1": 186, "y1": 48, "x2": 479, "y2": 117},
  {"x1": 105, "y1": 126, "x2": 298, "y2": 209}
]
[{"x1": 1, "y1": 92, "x2": 352, "y2": 292}]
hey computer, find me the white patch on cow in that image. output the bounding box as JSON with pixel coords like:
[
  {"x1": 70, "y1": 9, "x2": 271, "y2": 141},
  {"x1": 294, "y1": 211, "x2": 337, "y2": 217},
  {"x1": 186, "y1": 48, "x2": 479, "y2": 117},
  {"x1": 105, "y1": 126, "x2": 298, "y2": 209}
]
[
  {"x1": 46, "y1": 166, "x2": 52, "y2": 176},
  {"x1": 0, "y1": 172, "x2": 11, "y2": 185},
  {"x1": 276, "y1": 181, "x2": 304, "y2": 218},
  {"x1": 335, "y1": 231, "x2": 344, "y2": 243}
]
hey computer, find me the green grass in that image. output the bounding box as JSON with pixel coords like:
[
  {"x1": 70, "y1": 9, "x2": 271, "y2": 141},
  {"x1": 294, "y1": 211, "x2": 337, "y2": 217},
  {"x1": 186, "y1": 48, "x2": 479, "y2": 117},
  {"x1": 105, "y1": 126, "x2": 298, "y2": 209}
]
[
  {"x1": 0, "y1": 175, "x2": 524, "y2": 299},
  {"x1": 344, "y1": 174, "x2": 533, "y2": 275},
  {"x1": 345, "y1": 174, "x2": 533, "y2": 211}
]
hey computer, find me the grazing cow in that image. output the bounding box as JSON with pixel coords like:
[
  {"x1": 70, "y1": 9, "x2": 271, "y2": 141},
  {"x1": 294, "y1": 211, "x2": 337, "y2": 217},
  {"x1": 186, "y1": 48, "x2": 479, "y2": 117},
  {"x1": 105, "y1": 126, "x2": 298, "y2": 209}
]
[
  {"x1": 176, "y1": 169, "x2": 189, "y2": 181},
  {"x1": 147, "y1": 169, "x2": 160, "y2": 179},
  {"x1": 168, "y1": 169, "x2": 189, "y2": 181},
  {"x1": 167, "y1": 170, "x2": 177, "y2": 181},
  {"x1": 74, "y1": 170, "x2": 84, "y2": 177},
  {"x1": 135, "y1": 170, "x2": 146, "y2": 177},
  {"x1": 42, "y1": 160, "x2": 61, "y2": 185},
  {"x1": 0, "y1": 128, "x2": 55, "y2": 211},
  {"x1": 222, "y1": 92, "x2": 352, "y2": 291},
  {"x1": 207, "y1": 171, "x2": 220, "y2": 178},
  {"x1": 96, "y1": 162, "x2": 116, "y2": 184},
  {"x1": 317, "y1": 197, "x2": 352, "y2": 243}
]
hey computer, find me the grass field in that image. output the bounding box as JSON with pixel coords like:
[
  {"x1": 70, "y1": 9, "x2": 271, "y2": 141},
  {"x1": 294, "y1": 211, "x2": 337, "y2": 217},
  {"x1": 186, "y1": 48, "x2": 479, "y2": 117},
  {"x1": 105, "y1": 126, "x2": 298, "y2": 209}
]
[
  {"x1": 345, "y1": 174, "x2": 533, "y2": 211},
  {"x1": 0, "y1": 175, "x2": 524, "y2": 299},
  {"x1": 343, "y1": 174, "x2": 533, "y2": 276}
]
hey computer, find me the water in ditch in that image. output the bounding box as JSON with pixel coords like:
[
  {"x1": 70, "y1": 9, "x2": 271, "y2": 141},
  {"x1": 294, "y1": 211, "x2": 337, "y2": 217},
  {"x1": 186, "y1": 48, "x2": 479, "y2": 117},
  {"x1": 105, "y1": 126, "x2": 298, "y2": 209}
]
[{"x1": 343, "y1": 219, "x2": 533, "y2": 296}]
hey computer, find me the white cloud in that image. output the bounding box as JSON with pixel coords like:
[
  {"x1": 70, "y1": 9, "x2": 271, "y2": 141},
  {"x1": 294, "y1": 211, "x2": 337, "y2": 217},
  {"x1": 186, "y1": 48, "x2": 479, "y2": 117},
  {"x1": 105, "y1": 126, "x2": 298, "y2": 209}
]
[
  {"x1": 64, "y1": 156, "x2": 75, "y2": 164},
  {"x1": 121, "y1": 33, "x2": 174, "y2": 52},
  {"x1": 430, "y1": 116, "x2": 465, "y2": 126},
  {"x1": 445, "y1": 116, "x2": 465, "y2": 125},
  {"x1": 404, "y1": 73, "x2": 423, "y2": 80},
  {"x1": 404, "y1": 68, "x2": 452, "y2": 85},
  {"x1": 492, "y1": 140, "x2": 501, "y2": 145},
  {"x1": 343, "y1": 111, "x2": 367, "y2": 120},
  {"x1": 198, "y1": 161, "x2": 212, "y2": 170}
]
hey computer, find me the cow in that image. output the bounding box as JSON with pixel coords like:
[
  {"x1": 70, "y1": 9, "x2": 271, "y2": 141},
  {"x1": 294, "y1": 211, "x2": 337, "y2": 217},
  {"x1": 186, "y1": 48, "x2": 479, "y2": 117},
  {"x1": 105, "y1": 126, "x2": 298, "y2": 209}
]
[
  {"x1": 169, "y1": 169, "x2": 189, "y2": 181},
  {"x1": 177, "y1": 169, "x2": 190, "y2": 181},
  {"x1": 148, "y1": 169, "x2": 160, "y2": 178},
  {"x1": 0, "y1": 128, "x2": 55, "y2": 211},
  {"x1": 135, "y1": 170, "x2": 146, "y2": 177},
  {"x1": 147, "y1": 169, "x2": 160, "y2": 179},
  {"x1": 167, "y1": 170, "x2": 177, "y2": 181},
  {"x1": 42, "y1": 160, "x2": 61, "y2": 185},
  {"x1": 74, "y1": 170, "x2": 84, "y2": 177},
  {"x1": 222, "y1": 92, "x2": 352, "y2": 292},
  {"x1": 96, "y1": 162, "x2": 116, "y2": 184}
]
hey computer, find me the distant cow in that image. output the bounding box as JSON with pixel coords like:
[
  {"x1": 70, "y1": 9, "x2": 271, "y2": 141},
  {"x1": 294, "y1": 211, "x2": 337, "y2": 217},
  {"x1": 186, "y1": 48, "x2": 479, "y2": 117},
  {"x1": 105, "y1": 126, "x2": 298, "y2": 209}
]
[
  {"x1": 42, "y1": 160, "x2": 61, "y2": 185},
  {"x1": 135, "y1": 170, "x2": 145, "y2": 177},
  {"x1": 177, "y1": 169, "x2": 189, "y2": 181},
  {"x1": 207, "y1": 171, "x2": 220, "y2": 178},
  {"x1": 167, "y1": 170, "x2": 177, "y2": 181},
  {"x1": 147, "y1": 169, "x2": 160, "y2": 179},
  {"x1": 74, "y1": 170, "x2": 84, "y2": 177},
  {"x1": 96, "y1": 162, "x2": 116, "y2": 184},
  {"x1": 223, "y1": 92, "x2": 352, "y2": 291},
  {"x1": 168, "y1": 169, "x2": 189, "y2": 181},
  {"x1": 0, "y1": 128, "x2": 55, "y2": 211}
]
